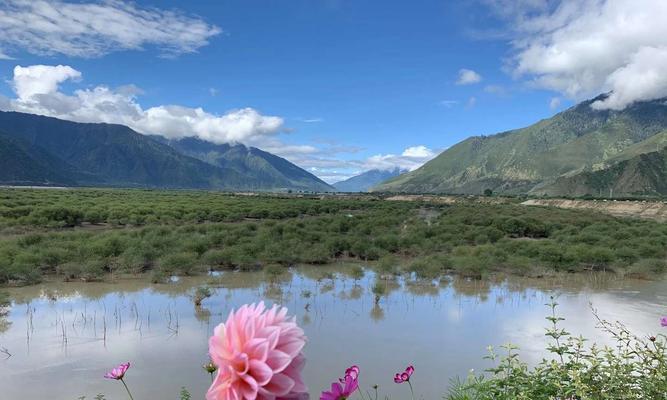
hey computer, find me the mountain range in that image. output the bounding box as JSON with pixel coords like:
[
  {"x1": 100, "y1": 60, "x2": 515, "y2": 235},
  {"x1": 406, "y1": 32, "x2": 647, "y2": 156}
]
[
  {"x1": 333, "y1": 168, "x2": 405, "y2": 192},
  {"x1": 0, "y1": 111, "x2": 333, "y2": 192},
  {"x1": 375, "y1": 95, "x2": 667, "y2": 197}
]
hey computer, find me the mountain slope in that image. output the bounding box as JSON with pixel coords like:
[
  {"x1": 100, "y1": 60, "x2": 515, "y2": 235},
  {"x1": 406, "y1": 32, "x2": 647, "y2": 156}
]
[
  {"x1": 0, "y1": 132, "x2": 78, "y2": 186},
  {"x1": 535, "y1": 148, "x2": 667, "y2": 197},
  {"x1": 0, "y1": 111, "x2": 257, "y2": 189},
  {"x1": 159, "y1": 137, "x2": 334, "y2": 192},
  {"x1": 534, "y1": 130, "x2": 667, "y2": 197},
  {"x1": 333, "y1": 168, "x2": 405, "y2": 192},
  {"x1": 0, "y1": 111, "x2": 331, "y2": 191},
  {"x1": 374, "y1": 95, "x2": 667, "y2": 194}
]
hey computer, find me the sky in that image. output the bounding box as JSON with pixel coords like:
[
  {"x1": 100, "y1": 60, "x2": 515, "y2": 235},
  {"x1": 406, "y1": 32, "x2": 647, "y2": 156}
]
[{"x1": 0, "y1": 0, "x2": 666, "y2": 183}]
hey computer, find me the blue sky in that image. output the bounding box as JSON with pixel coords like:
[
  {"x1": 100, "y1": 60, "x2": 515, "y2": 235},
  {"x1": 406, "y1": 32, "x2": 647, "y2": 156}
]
[{"x1": 0, "y1": 0, "x2": 665, "y2": 182}]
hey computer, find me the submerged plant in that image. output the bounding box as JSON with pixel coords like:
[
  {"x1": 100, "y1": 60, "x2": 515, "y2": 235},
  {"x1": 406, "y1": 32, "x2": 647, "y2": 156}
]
[
  {"x1": 207, "y1": 302, "x2": 307, "y2": 400},
  {"x1": 104, "y1": 362, "x2": 134, "y2": 400}
]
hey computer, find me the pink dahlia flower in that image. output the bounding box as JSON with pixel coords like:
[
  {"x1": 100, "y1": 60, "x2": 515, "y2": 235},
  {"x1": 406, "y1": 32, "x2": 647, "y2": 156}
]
[
  {"x1": 104, "y1": 362, "x2": 130, "y2": 380},
  {"x1": 207, "y1": 302, "x2": 307, "y2": 400}
]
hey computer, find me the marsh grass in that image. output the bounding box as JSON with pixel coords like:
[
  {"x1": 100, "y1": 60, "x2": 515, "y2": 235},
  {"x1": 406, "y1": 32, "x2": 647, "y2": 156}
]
[{"x1": 2, "y1": 189, "x2": 667, "y2": 286}]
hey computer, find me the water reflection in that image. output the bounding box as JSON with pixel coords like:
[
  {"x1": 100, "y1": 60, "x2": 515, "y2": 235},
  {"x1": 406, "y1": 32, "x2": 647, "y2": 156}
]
[{"x1": 0, "y1": 267, "x2": 665, "y2": 400}]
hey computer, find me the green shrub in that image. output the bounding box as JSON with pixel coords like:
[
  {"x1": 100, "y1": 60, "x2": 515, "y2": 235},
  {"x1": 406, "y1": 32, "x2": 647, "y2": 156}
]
[{"x1": 446, "y1": 299, "x2": 667, "y2": 400}]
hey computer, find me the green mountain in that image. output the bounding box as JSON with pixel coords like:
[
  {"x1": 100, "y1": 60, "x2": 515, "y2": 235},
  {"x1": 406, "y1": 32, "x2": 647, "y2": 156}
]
[
  {"x1": 374, "y1": 95, "x2": 667, "y2": 196},
  {"x1": 534, "y1": 131, "x2": 667, "y2": 197},
  {"x1": 0, "y1": 111, "x2": 331, "y2": 191},
  {"x1": 157, "y1": 137, "x2": 333, "y2": 192},
  {"x1": 0, "y1": 132, "x2": 77, "y2": 186},
  {"x1": 333, "y1": 168, "x2": 405, "y2": 192}
]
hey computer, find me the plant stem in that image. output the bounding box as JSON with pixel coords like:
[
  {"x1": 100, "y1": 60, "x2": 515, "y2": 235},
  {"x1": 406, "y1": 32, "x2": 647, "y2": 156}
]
[
  {"x1": 407, "y1": 380, "x2": 415, "y2": 400},
  {"x1": 121, "y1": 378, "x2": 135, "y2": 400}
]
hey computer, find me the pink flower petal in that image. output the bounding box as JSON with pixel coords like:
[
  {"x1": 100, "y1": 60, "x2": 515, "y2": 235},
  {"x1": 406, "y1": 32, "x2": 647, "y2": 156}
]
[
  {"x1": 250, "y1": 360, "x2": 275, "y2": 386},
  {"x1": 266, "y1": 350, "x2": 292, "y2": 373},
  {"x1": 264, "y1": 373, "x2": 295, "y2": 397}
]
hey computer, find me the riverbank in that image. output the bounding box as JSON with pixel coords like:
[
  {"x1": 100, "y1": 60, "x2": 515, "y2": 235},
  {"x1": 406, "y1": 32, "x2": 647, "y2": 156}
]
[{"x1": 522, "y1": 198, "x2": 667, "y2": 221}]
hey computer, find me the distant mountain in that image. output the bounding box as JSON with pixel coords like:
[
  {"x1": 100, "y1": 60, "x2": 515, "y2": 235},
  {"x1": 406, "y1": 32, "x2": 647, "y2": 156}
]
[
  {"x1": 157, "y1": 137, "x2": 333, "y2": 192},
  {"x1": 333, "y1": 168, "x2": 405, "y2": 192},
  {"x1": 0, "y1": 111, "x2": 332, "y2": 191},
  {"x1": 374, "y1": 95, "x2": 667, "y2": 196}
]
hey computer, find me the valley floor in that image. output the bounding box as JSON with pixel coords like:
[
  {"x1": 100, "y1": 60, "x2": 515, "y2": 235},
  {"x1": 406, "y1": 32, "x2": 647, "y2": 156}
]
[{"x1": 1, "y1": 188, "x2": 667, "y2": 286}]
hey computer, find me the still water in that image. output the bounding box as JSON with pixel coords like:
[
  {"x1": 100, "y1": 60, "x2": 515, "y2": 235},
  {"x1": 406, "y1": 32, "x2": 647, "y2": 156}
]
[{"x1": 1, "y1": 265, "x2": 666, "y2": 400}]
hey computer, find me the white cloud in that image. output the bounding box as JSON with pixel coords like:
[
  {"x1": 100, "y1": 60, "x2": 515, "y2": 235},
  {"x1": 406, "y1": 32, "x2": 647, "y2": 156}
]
[
  {"x1": 549, "y1": 97, "x2": 561, "y2": 110},
  {"x1": 456, "y1": 69, "x2": 482, "y2": 85},
  {"x1": 3, "y1": 65, "x2": 284, "y2": 145},
  {"x1": 402, "y1": 145, "x2": 433, "y2": 158},
  {"x1": 12, "y1": 65, "x2": 81, "y2": 99},
  {"x1": 591, "y1": 46, "x2": 667, "y2": 110},
  {"x1": 466, "y1": 96, "x2": 477, "y2": 108},
  {"x1": 0, "y1": 0, "x2": 220, "y2": 58},
  {"x1": 209, "y1": 88, "x2": 219, "y2": 96},
  {"x1": 506, "y1": 0, "x2": 667, "y2": 110},
  {"x1": 363, "y1": 145, "x2": 437, "y2": 171}
]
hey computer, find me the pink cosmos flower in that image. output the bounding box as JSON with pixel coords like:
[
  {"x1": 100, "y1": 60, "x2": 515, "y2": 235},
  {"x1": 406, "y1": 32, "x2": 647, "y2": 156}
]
[
  {"x1": 661, "y1": 316, "x2": 667, "y2": 327},
  {"x1": 104, "y1": 362, "x2": 130, "y2": 380},
  {"x1": 207, "y1": 302, "x2": 307, "y2": 400},
  {"x1": 339, "y1": 366, "x2": 359, "y2": 383},
  {"x1": 393, "y1": 365, "x2": 414, "y2": 384},
  {"x1": 321, "y1": 366, "x2": 360, "y2": 400}
]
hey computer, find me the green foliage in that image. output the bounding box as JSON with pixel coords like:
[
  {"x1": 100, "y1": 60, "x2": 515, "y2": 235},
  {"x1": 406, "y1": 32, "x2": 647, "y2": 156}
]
[
  {"x1": 193, "y1": 286, "x2": 213, "y2": 306},
  {"x1": 371, "y1": 280, "x2": 386, "y2": 303},
  {"x1": 2, "y1": 189, "x2": 667, "y2": 286},
  {"x1": 349, "y1": 265, "x2": 365, "y2": 281},
  {"x1": 446, "y1": 299, "x2": 667, "y2": 400},
  {"x1": 179, "y1": 387, "x2": 192, "y2": 400}
]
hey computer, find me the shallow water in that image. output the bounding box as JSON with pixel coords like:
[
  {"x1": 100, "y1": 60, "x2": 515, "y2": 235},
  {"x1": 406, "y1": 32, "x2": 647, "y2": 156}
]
[{"x1": 1, "y1": 265, "x2": 666, "y2": 400}]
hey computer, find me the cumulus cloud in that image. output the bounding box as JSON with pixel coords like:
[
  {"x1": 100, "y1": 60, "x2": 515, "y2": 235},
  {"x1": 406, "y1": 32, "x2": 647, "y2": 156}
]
[
  {"x1": 456, "y1": 69, "x2": 482, "y2": 85},
  {"x1": 0, "y1": 0, "x2": 220, "y2": 58},
  {"x1": 506, "y1": 0, "x2": 667, "y2": 110},
  {"x1": 3, "y1": 65, "x2": 284, "y2": 144},
  {"x1": 12, "y1": 65, "x2": 81, "y2": 99},
  {"x1": 549, "y1": 97, "x2": 561, "y2": 110}
]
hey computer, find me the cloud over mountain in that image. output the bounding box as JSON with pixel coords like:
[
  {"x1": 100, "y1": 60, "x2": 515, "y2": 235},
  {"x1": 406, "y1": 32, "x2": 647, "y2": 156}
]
[
  {"x1": 506, "y1": 0, "x2": 667, "y2": 110},
  {"x1": 2, "y1": 65, "x2": 284, "y2": 145}
]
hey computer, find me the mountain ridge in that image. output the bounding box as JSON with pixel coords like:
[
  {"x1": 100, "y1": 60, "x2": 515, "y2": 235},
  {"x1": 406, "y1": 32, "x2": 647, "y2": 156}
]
[
  {"x1": 333, "y1": 168, "x2": 405, "y2": 192},
  {"x1": 0, "y1": 111, "x2": 332, "y2": 192},
  {"x1": 374, "y1": 96, "x2": 667, "y2": 196}
]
